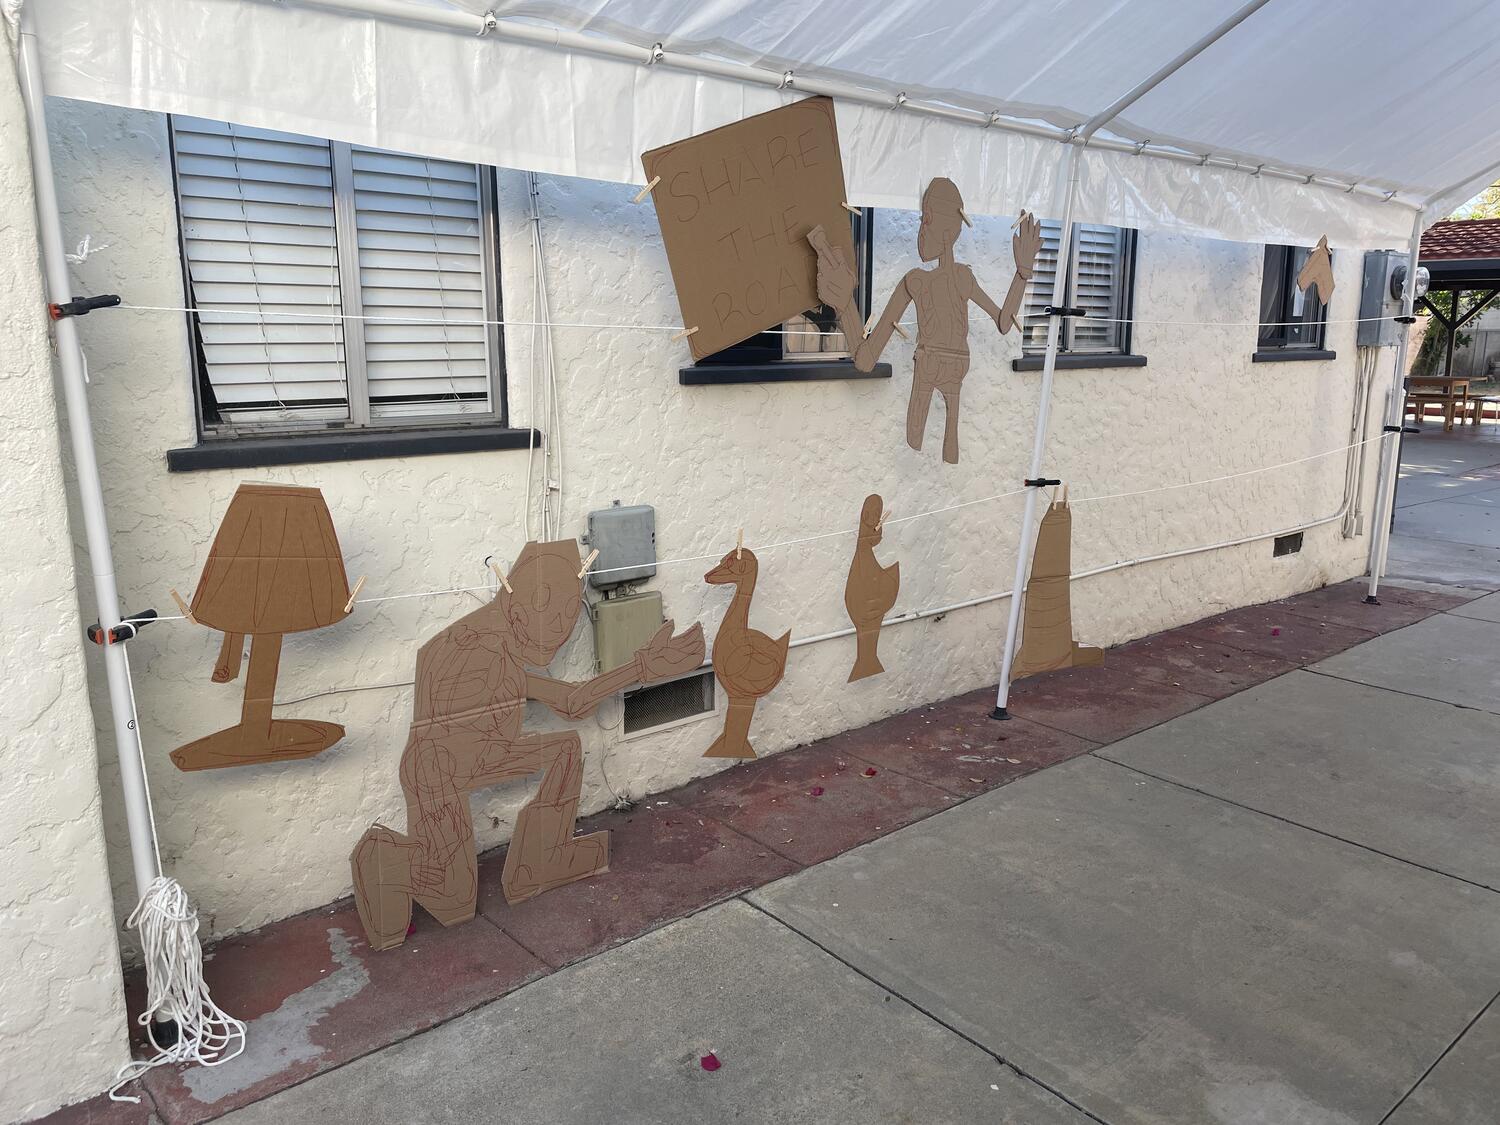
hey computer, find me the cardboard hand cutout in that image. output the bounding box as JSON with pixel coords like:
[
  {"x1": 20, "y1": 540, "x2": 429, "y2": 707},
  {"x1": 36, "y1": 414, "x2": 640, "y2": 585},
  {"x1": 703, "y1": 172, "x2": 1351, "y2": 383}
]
[
  {"x1": 351, "y1": 539, "x2": 704, "y2": 951},
  {"x1": 1012, "y1": 499, "x2": 1103, "y2": 681},
  {"x1": 702, "y1": 547, "x2": 789, "y2": 759},
  {"x1": 809, "y1": 180, "x2": 1040, "y2": 464},
  {"x1": 172, "y1": 483, "x2": 351, "y2": 772},
  {"x1": 1297, "y1": 236, "x2": 1335, "y2": 305},
  {"x1": 844, "y1": 495, "x2": 900, "y2": 681}
]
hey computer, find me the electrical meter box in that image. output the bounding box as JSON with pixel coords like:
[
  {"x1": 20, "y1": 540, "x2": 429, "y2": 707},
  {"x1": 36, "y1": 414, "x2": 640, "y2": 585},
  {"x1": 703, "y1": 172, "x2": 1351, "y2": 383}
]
[
  {"x1": 1357, "y1": 250, "x2": 1401, "y2": 347},
  {"x1": 584, "y1": 503, "x2": 656, "y2": 590},
  {"x1": 592, "y1": 590, "x2": 663, "y2": 672}
]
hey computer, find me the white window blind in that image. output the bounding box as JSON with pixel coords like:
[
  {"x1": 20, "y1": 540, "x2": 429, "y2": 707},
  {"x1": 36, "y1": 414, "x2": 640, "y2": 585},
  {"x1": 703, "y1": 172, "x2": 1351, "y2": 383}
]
[
  {"x1": 350, "y1": 147, "x2": 493, "y2": 418},
  {"x1": 171, "y1": 117, "x2": 502, "y2": 431},
  {"x1": 174, "y1": 117, "x2": 349, "y2": 422},
  {"x1": 1021, "y1": 221, "x2": 1134, "y2": 355}
]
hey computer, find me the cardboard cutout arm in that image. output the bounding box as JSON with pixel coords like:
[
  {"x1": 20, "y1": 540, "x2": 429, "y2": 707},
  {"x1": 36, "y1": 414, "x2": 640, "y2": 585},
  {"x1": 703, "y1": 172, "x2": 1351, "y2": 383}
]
[
  {"x1": 211, "y1": 631, "x2": 244, "y2": 683},
  {"x1": 997, "y1": 211, "x2": 1042, "y2": 334},
  {"x1": 526, "y1": 621, "x2": 705, "y2": 720},
  {"x1": 808, "y1": 225, "x2": 906, "y2": 372}
]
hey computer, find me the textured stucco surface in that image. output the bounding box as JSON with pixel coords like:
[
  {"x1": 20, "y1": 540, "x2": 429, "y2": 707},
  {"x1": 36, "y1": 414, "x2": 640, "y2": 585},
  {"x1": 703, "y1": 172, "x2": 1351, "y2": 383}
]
[
  {"x1": 0, "y1": 43, "x2": 131, "y2": 1125},
  {"x1": 40, "y1": 97, "x2": 1386, "y2": 964}
]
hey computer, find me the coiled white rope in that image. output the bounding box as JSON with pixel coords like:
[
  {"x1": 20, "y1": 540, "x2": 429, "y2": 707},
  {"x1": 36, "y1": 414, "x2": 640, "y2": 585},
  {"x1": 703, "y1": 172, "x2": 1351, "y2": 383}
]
[{"x1": 107, "y1": 653, "x2": 245, "y2": 1103}]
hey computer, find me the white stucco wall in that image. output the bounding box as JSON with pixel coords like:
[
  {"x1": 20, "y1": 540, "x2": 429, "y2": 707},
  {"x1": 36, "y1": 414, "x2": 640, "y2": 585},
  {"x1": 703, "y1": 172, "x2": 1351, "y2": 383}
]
[
  {"x1": 0, "y1": 49, "x2": 131, "y2": 1125},
  {"x1": 42, "y1": 96, "x2": 1386, "y2": 964}
]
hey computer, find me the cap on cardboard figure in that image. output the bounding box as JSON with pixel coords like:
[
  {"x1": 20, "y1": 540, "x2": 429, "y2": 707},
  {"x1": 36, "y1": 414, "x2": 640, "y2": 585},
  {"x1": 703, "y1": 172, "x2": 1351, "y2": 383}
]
[
  {"x1": 351, "y1": 539, "x2": 704, "y2": 951},
  {"x1": 171, "y1": 483, "x2": 351, "y2": 771},
  {"x1": 1012, "y1": 498, "x2": 1103, "y2": 681},
  {"x1": 808, "y1": 179, "x2": 1042, "y2": 464},
  {"x1": 844, "y1": 495, "x2": 900, "y2": 681},
  {"x1": 702, "y1": 545, "x2": 789, "y2": 758}
]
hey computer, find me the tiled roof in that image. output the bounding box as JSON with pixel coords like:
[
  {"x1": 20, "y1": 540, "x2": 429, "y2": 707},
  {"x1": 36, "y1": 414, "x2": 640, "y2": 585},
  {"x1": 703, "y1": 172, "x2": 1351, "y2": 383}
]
[{"x1": 1421, "y1": 218, "x2": 1500, "y2": 261}]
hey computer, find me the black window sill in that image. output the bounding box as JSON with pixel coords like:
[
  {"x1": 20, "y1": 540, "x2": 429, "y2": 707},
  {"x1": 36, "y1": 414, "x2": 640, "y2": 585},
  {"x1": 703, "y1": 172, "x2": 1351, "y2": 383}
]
[
  {"x1": 679, "y1": 359, "x2": 892, "y2": 385},
  {"x1": 1251, "y1": 349, "x2": 1337, "y2": 363},
  {"x1": 1011, "y1": 353, "x2": 1148, "y2": 372},
  {"x1": 167, "y1": 424, "x2": 542, "y2": 472}
]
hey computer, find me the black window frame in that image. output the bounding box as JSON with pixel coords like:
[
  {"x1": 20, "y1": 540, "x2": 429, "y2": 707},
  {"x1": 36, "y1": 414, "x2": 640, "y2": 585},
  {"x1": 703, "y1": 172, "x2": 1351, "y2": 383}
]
[
  {"x1": 1254, "y1": 243, "x2": 1334, "y2": 361},
  {"x1": 1012, "y1": 222, "x2": 1146, "y2": 371}
]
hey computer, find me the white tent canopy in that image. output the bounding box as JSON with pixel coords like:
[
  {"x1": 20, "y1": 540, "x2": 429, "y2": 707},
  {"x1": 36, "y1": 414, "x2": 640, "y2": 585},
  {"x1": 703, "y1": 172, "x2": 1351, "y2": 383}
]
[{"x1": 31, "y1": 0, "x2": 1500, "y2": 247}]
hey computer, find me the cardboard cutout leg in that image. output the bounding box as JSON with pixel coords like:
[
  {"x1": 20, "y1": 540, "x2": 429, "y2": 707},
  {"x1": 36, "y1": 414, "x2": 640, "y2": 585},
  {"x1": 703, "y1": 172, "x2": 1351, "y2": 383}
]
[
  {"x1": 351, "y1": 825, "x2": 415, "y2": 951},
  {"x1": 849, "y1": 631, "x2": 885, "y2": 681},
  {"x1": 940, "y1": 387, "x2": 961, "y2": 465},
  {"x1": 501, "y1": 731, "x2": 609, "y2": 904},
  {"x1": 704, "y1": 697, "x2": 758, "y2": 759},
  {"x1": 905, "y1": 378, "x2": 935, "y2": 452}
]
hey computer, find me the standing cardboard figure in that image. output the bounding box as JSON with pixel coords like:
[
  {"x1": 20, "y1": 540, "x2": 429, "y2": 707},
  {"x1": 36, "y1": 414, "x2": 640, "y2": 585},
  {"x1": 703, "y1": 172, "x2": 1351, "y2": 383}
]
[
  {"x1": 1012, "y1": 499, "x2": 1103, "y2": 681},
  {"x1": 703, "y1": 547, "x2": 789, "y2": 759},
  {"x1": 844, "y1": 495, "x2": 900, "y2": 681},
  {"x1": 808, "y1": 179, "x2": 1042, "y2": 464},
  {"x1": 351, "y1": 539, "x2": 703, "y2": 951}
]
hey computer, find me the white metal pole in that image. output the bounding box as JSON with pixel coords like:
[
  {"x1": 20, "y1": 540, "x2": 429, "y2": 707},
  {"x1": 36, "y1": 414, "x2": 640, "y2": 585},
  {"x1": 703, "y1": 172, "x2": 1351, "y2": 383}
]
[
  {"x1": 993, "y1": 142, "x2": 1079, "y2": 718},
  {"x1": 18, "y1": 6, "x2": 160, "y2": 899},
  {"x1": 1364, "y1": 209, "x2": 1426, "y2": 603}
]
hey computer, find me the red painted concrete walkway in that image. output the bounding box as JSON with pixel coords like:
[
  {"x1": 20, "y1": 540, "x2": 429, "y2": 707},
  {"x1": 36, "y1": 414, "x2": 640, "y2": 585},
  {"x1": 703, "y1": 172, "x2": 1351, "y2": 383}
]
[{"x1": 42, "y1": 580, "x2": 1466, "y2": 1125}]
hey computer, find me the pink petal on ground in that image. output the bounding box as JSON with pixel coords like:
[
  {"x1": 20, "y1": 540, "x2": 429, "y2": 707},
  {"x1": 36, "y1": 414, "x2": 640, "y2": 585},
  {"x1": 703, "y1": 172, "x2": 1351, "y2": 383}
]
[
  {"x1": 700, "y1": 1052, "x2": 722, "y2": 1071},
  {"x1": 862, "y1": 767, "x2": 878, "y2": 777},
  {"x1": 808, "y1": 786, "x2": 825, "y2": 797}
]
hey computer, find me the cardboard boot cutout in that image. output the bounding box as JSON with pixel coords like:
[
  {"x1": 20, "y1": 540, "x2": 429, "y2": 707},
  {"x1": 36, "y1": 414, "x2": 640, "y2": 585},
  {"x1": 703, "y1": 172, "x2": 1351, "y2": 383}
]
[
  {"x1": 1012, "y1": 499, "x2": 1103, "y2": 681},
  {"x1": 351, "y1": 539, "x2": 704, "y2": 951},
  {"x1": 808, "y1": 179, "x2": 1041, "y2": 464}
]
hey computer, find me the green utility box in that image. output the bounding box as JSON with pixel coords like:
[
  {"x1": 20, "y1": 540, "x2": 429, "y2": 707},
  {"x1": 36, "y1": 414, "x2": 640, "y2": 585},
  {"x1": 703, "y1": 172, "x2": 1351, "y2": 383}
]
[{"x1": 592, "y1": 590, "x2": 664, "y2": 672}]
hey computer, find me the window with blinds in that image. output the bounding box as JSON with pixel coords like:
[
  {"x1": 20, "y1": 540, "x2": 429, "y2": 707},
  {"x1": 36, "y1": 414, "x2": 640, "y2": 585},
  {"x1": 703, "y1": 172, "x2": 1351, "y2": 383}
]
[
  {"x1": 1020, "y1": 221, "x2": 1137, "y2": 356},
  {"x1": 171, "y1": 116, "x2": 503, "y2": 432}
]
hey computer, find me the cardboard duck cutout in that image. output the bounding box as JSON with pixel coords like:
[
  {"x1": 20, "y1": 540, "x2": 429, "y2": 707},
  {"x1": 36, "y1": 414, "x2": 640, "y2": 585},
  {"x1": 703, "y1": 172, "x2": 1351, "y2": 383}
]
[
  {"x1": 703, "y1": 547, "x2": 789, "y2": 759},
  {"x1": 809, "y1": 180, "x2": 1042, "y2": 464},
  {"x1": 350, "y1": 539, "x2": 703, "y2": 951},
  {"x1": 1297, "y1": 236, "x2": 1335, "y2": 305},
  {"x1": 172, "y1": 483, "x2": 351, "y2": 771},
  {"x1": 844, "y1": 495, "x2": 900, "y2": 681},
  {"x1": 1011, "y1": 499, "x2": 1103, "y2": 681}
]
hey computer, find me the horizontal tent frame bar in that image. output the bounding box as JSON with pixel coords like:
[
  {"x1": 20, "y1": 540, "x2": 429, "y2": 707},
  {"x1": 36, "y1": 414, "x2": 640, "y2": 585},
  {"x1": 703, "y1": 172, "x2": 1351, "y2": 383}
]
[{"x1": 276, "y1": 0, "x2": 1424, "y2": 214}]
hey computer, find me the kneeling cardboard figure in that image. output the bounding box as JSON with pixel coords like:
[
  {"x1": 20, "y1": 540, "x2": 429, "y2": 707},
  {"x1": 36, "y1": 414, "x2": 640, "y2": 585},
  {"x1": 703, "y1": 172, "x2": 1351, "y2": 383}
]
[{"x1": 352, "y1": 539, "x2": 703, "y2": 951}]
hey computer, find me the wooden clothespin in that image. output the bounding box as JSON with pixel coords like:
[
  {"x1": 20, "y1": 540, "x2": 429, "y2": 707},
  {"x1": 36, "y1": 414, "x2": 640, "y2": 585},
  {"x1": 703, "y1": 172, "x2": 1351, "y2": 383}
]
[
  {"x1": 736, "y1": 529, "x2": 744, "y2": 560},
  {"x1": 343, "y1": 575, "x2": 367, "y2": 614},
  {"x1": 671, "y1": 325, "x2": 699, "y2": 342},
  {"x1": 840, "y1": 201, "x2": 862, "y2": 215},
  {"x1": 959, "y1": 209, "x2": 973, "y2": 228},
  {"x1": 876, "y1": 507, "x2": 890, "y2": 532},
  {"x1": 632, "y1": 175, "x2": 660, "y2": 204},
  {"x1": 490, "y1": 561, "x2": 512, "y2": 593},
  {"x1": 864, "y1": 313, "x2": 912, "y2": 342},
  {"x1": 169, "y1": 588, "x2": 196, "y2": 625},
  {"x1": 1060, "y1": 483, "x2": 1069, "y2": 504},
  {"x1": 577, "y1": 548, "x2": 600, "y2": 579}
]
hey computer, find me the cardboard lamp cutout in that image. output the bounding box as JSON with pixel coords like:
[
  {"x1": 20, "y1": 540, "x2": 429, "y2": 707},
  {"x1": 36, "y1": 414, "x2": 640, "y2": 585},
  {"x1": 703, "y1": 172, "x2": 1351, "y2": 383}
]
[
  {"x1": 703, "y1": 547, "x2": 789, "y2": 759},
  {"x1": 844, "y1": 495, "x2": 900, "y2": 681},
  {"x1": 1296, "y1": 236, "x2": 1335, "y2": 305},
  {"x1": 809, "y1": 180, "x2": 1042, "y2": 464},
  {"x1": 641, "y1": 96, "x2": 857, "y2": 361},
  {"x1": 351, "y1": 539, "x2": 703, "y2": 951},
  {"x1": 172, "y1": 483, "x2": 352, "y2": 772},
  {"x1": 1012, "y1": 498, "x2": 1103, "y2": 681}
]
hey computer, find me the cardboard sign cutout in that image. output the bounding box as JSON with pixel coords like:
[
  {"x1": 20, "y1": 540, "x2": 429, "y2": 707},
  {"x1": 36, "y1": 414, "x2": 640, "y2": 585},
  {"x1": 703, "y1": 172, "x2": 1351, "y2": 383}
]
[
  {"x1": 844, "y1": 495, "x2": 900, "y2": 681},
  {"x1": 1297, "y1": 236, "x2": 1335, "y2": 304},
  {"x1": 1012, "y1": 500, "x2": 1103, "y2": 681},
  {"x1": 351, "y1": 539, "x2": 703, "y2": 951},
  {"x1": 172, "y1": 483, "x2": 351, "y2": 771},
  {"x1": 642, "y1": 96, "x2": 856, "y2": 360},
  {"x1": 703, "y1": 547, "x2": 789, "y2": 758},
  {"x1": 810, "y1": 180, "x2": 1041, "y2": 464}
]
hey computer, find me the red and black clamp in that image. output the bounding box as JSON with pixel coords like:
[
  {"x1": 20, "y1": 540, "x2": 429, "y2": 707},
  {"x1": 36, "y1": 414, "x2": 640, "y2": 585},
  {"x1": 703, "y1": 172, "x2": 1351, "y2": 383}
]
[
  {"x1": 49, "y1": 294, "x2": 121, "y2": 320},
  {"x1": 88, "y1": 609, "x2": 157, "y2": 646}
]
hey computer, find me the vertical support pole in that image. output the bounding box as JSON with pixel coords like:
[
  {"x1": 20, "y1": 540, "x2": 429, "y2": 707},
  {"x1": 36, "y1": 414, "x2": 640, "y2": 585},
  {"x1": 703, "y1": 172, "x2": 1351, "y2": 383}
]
[
  {"x1": 17, "y1": 8, "x2": 160, "y2": 899},
  {"x1": 1364, "y1": 209, "x2": 1426, "y2": 604},
  {"x1": 993, "y1": 142, "x2": 1079, "y2": 718}
]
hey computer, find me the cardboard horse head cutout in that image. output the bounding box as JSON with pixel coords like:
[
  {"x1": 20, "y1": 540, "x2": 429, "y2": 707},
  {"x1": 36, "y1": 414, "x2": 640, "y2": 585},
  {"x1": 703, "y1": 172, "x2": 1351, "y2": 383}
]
[{"x1": 1296, "y1": 235, "x2": 1335, "y2": 305}]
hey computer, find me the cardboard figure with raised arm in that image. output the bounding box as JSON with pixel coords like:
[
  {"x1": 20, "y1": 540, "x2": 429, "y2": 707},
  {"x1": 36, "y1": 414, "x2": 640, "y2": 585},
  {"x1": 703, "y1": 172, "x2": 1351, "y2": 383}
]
[
  {"x1": 808, "y1": 179, "x2": 1041, "y2": 464},
  {"x1": 351, "y1": 539, "x2": 704, "y2": 951}
]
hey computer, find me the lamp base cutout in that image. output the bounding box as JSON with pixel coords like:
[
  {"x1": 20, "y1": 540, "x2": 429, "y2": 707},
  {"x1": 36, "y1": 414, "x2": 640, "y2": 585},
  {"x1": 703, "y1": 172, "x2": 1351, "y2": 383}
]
[{"x1": 170, "y1": 718, "x2": 345, "y2": 771}]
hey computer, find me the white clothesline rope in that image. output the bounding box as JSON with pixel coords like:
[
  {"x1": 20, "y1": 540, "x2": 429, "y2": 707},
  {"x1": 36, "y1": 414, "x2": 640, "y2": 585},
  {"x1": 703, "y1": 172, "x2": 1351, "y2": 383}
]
[
  {"x1": 127, "y1": 430, "x2": 1391, "y2": 627},
  {"x1": 113, "y1": 302, "x2": 1411, "y2": 333}
]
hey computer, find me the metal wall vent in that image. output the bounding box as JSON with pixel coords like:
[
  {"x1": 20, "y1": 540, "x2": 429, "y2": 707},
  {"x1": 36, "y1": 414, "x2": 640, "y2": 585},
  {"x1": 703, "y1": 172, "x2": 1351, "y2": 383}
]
[
  {"x1": 1273, "y1": 532, "x2": 1304, "y2": 557},
  {"x1": 623, "y1": 671, "x2": 715, "y2": 735}
]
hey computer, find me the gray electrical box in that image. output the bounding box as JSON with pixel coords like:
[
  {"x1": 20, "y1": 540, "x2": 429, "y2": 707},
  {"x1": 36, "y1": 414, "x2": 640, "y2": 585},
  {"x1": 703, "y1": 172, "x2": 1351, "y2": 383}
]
[
  {"x1": 1358, "y1": 250, "x2": 1402, "y2": 348},
  {"x1": 584, "y1": 502, "x2": 656, "y2": 589}
]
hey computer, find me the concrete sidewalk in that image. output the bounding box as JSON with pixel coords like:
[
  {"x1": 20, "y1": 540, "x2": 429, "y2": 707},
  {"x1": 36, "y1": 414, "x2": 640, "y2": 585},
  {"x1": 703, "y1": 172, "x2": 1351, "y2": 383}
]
[
  {"x1": 1387, "y1": 424, "x2": 1500, "y2": 592},
  {"x1": 197, "y1": 592, "x2": 1500, "y2": 1125}
]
